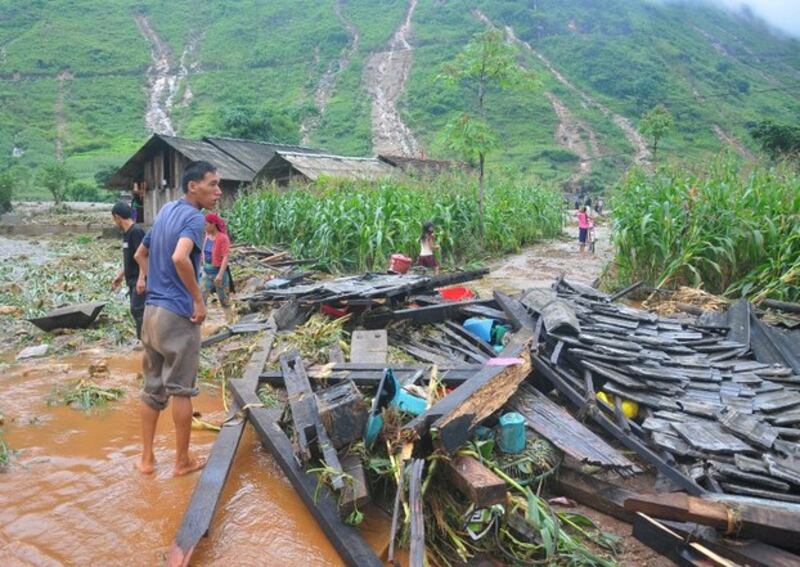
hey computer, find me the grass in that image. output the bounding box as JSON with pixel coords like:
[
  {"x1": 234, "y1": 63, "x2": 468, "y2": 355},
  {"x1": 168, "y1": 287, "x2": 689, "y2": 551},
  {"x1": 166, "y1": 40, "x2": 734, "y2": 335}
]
[
  {"x1": 610, "y1": 157, "x2": 800, "y2": 302},
  {"x1": 48, "y1": 378, "x2": 125, "y2": 411},
  {"x1": 226, "y1": 173, "x2": 563, "y2": 272}
]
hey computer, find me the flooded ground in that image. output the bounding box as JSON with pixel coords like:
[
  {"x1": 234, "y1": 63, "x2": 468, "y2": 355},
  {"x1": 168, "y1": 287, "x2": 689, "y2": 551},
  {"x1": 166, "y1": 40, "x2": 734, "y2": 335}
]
[{"x1": 0, "y1": 351, "x2": 347, "y2": 566}]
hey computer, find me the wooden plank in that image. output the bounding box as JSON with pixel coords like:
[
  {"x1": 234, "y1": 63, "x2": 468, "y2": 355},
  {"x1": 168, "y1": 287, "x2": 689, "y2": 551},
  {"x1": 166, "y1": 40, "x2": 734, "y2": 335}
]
[
  {"x1": 405, "y1": 333, "x2": 533, "y2": 454},
  {"x1": 671, "y1": 422, "x2": 754, "y2": 454},
  {"x1": 624, "y1": 492, "x2": 800, "y2": 551},
  {"x1": 350, "y1": 330, "x2": 388, "y2": 363},
  {"x1": 228, "y1": 378, "x2": 382, "y2": 567},
  {"x1": 408, "y1": 459, "x2": 426, "y2": 567},
  {"x1": 365, "y1": 299, "x2": 493, "y2": 327},
  {"x1": 439, "y1": 322, "x2": 495, "y2": 358},
  {"x1": 707, "y1": 460, "x2": 791, "y2": 492},
  {"x1": 552, "y1": 468, "x2": 638, "y2": 522},
  {"x1": 664, "y1": 519, "x2": 800, "y2": 567},
  {"x1": 316, "y1": 381, "x2": 368, "y2": 449},
  {"x1": 494, "y1": 291, "x2": 536, "y2": 331},
  {"x1": 442, "y1": 455, "x2": 507, "y2": 508},
  {"x1": 631, "y1": 513, "x2": 737, "y2": 567},
  {"x1": 281, "y1": 352, "x2": 345, "y2": 490},
  {"x1": 507, "y1": 383, "x2": 638, "y2": 472},
  {"x1": 762, "y1": 299, "x2": 800, "y2": 314},
  {"x1": 339, "y1": 453, "x2": 370, "y2": 514},
  {"x1": 609, "y1": 280, "x2": 644, "y2": 302}
]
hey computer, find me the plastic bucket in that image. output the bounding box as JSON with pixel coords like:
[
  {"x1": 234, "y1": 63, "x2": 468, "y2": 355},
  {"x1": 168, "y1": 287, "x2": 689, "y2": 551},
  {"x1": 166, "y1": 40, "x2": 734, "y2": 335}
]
[
  {"x1": 498, "y1": 412, "x2": 526, "y2": 454},
  {"x1": 389, "y1": 253, "x2": 412, "y2": 274}
]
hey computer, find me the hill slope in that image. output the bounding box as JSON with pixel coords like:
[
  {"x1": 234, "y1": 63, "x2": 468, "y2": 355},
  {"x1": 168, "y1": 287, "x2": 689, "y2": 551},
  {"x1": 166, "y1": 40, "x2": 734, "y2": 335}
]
[{"x1": 1, "y1": 0, "x2": 798, "y2": 195}]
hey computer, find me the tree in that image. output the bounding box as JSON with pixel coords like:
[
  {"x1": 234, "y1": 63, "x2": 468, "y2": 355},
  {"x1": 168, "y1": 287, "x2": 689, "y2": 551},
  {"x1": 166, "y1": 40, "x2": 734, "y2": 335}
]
[
  {"x1": 37, "y1": 162, "x2": 74, "y2": 205},
  {"x1": 440, "y1": 28, "x2": 539, "y2": 239},
  {"x1": 640, "y1": 104, "x2": 673, "y2": 161},
  {"x1": 219, "y1": 104, "x2": 299, "y2": 143},
  {"x1": 0, "y1": 169, "x2": 16, "y2": 214},
  {"x1": 750, "y1": 120, "x2": 800, "y2": 160}
]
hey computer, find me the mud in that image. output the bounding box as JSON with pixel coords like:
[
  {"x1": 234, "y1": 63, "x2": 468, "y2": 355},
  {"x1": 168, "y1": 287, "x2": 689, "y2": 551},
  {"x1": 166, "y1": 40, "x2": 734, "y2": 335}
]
[
  {"x1": 134, "y1": 14, "x2": 197, "y2": 135},
  {"x1": 300, "y1": 0, "x2": 360, "y2": 145},
  {"x1": 473, "y1": 217, "x2": 613, "y2": 297},
  {"x1": 363, "y1": 0, "x2": 421, "y2": 157},
  {"x1": 476, "y1": 11, "x2": 652, "y2": 166},
  {"x1": 0, "y1": 352, "x2": 345, "y2": 566},
  {"x1": 545, "y1": 92, "x2": 600, "y2": 184}
]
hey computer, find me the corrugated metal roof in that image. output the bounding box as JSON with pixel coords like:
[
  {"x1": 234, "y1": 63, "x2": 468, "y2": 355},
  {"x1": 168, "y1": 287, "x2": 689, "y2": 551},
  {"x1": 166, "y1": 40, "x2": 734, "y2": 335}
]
[
  {"x1": 159, "y1": 135, "x2": 255, "y2": 182},
  {"x1": 267, "y1": 151, "x2": 395, "y2": 181},
  {"x1": 204, "y1": 137, "x2": 323, "y2": 173}
]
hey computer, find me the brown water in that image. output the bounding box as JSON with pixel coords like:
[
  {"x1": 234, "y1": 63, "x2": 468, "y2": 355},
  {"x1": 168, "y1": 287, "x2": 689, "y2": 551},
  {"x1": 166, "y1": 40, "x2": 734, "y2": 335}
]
[{"x1": 0, "y1": 352, "x2": 353, "y2": 566}]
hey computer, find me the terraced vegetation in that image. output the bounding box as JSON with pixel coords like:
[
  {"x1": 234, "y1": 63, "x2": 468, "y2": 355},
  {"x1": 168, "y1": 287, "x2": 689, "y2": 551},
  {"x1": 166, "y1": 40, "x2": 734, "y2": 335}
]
[{"x1": 1, "y1": 0, "x2": 798, "y2": 194}]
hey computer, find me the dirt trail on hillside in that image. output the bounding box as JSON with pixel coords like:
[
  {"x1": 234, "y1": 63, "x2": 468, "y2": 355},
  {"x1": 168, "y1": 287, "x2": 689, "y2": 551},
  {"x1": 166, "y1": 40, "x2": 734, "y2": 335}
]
[
  {"x1": 134, "y1": 14, "x2": 198, "y2": 135},
  {"x1": 54, "y1": 70, "x2": 72, "y2": 161},
  {"x1": 363, "y1": 0, "x2": 421, "y2": 157},
  {"x1": 300, "y1": 0, "x2": 360, "y2": 145},
  {"x1": 545, "y1": 92, "x2": 600, "y2": 185},
  {"x1": 712, "y1": 124, "x2": 753, "y2": 159},
  {"x1": 476, "y1": 11, "x2": 651, "y2": 167}
]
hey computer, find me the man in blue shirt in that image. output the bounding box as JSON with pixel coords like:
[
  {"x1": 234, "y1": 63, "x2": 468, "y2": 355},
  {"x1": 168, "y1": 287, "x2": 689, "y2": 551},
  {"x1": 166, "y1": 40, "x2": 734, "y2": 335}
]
[{"x1": 133, "y1": 161, "x2": 221, "y2": 476}]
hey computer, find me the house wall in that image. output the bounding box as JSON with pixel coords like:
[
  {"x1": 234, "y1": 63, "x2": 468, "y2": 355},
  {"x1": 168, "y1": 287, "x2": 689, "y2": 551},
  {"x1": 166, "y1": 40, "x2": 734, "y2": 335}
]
[{"x1": 141, "y1": 148, "x2": 190, "y2": 224}]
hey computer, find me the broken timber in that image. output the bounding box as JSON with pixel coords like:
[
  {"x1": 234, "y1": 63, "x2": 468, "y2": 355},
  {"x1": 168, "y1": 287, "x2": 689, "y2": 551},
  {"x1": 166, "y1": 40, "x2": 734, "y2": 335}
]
[
  {"x1": 404, "y1": 331, "x2": 534, "y2": 454},
  {"x1": 167, "y1": 322, "x2": 276, "y2": 567},
  {"x1": 552, "y1": 468, "x2": 637, "y2": 522},
  {"x1": 408, "y1": 458, "x2": 426, "y2": 567},
  {"x1": 507, "y1": 383, "x2": 639, "y2": 473},
  {"x1": 228, "y1": 327, "x2": 381, "y2": 566},
  {"x1": 632, "y1": 513, "x2": 738, "y2": 566},
  {"x1": 443, "y1": 455, "x2": 507, "y2": 508},
  {"x1": 260, "y1": 363, "x2": 483, "y2": 388},
  {"x1": 624, "y1": 492, "x2": 800, "y2": 552},
  {"x1": 281, "y1": 352, "x2": 344, "y2": 490}
]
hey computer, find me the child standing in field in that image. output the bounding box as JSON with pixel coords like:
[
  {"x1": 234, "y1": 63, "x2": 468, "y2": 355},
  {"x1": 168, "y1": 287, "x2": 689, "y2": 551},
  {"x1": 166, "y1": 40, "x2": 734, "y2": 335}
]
[
  {"x1": 417, "y1": 220, "x2": 440, "y2": 274},
  {"x1": 577, "y1": 206, "x2": 591, "y2": 254}
]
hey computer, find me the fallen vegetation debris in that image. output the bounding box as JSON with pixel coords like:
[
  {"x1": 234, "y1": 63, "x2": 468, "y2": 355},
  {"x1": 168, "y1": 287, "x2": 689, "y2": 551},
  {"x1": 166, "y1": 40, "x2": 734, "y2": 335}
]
[{"x1": 48, "y1": 378, "x2": 125, "y2": 411}]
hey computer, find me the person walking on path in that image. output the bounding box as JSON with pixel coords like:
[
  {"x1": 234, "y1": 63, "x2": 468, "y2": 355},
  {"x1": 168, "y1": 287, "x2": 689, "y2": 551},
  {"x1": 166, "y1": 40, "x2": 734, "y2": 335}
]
[
  {"x1": 417, "y1": 220, "x2": 440, "y2": 274},
  {"x1": 201, "y1": 212, "x2": 234, "y2": 322},
  {"x1": 133, "y1": 161, "x2": 221, "y2": 477},
  {"x1": 577, "y1": 206, "x2": 592, "y2": 254},
  {"x1": 110, "y1": 202, "x2": 146, "y2": 340}
]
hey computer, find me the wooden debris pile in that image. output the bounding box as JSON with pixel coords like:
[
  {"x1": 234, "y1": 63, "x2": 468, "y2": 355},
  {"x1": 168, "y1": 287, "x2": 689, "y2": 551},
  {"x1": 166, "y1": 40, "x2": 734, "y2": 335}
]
[{"x1": 169, "y1": 271, "x2": 800, "y2": 567}]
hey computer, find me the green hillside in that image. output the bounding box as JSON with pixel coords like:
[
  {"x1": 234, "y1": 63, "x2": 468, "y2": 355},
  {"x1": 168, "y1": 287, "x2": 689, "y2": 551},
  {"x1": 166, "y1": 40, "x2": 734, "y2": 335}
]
[{"x1": 1, "y1": 0, "x2": 798, "y2": 197}]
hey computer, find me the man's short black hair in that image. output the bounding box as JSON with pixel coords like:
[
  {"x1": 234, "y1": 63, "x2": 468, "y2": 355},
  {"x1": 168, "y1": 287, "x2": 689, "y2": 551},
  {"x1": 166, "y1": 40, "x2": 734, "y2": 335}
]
[
  {"x1": 111, "y1": 201, "x2": 133, "y2": 219},
  {"x1": 181, "y1": 161, "x2": 217, "y2": 193}
]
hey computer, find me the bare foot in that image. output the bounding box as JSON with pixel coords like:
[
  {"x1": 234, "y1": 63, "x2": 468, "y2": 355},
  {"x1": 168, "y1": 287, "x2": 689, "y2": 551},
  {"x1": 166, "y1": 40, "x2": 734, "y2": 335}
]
[
  {"x1": 135, "y1": 457, "x2": 156, "y2": 475},
  {"x1": 173, "y1": 455, "x2": 206, "y2": 477}
]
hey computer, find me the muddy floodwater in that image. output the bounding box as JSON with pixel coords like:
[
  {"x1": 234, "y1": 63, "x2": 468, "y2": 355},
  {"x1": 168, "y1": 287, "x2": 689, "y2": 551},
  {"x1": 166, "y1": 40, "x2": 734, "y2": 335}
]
[{"x1": 0, "y1": 351, "x2": 388, "y2": 565}]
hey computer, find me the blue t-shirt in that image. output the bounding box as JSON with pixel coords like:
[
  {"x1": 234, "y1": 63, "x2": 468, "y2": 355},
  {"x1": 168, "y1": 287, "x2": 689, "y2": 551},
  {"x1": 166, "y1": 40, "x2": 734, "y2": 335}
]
[{"x1": 142, "y1": 199, "x2": 205, "y2": 318}]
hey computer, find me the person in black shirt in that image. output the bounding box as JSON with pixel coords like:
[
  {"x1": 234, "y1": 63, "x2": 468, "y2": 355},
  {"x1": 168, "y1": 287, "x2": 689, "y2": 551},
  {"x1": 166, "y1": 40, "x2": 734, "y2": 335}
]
[{"x1": 111, "y1": 201, "x2": 146, "y2": 339}]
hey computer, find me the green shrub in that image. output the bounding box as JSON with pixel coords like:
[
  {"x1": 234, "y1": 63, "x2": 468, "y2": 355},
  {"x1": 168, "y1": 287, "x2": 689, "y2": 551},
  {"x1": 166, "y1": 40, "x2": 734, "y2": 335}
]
[
  {"x1": 0, "y1": 170, "x2": 15, "y2": 214},
  {"x1": 611, "y1": 158, "x2": 800, "y2": 302},
  {"x1": 226, "y1": 173, "x2": 563, "y2": 272}
]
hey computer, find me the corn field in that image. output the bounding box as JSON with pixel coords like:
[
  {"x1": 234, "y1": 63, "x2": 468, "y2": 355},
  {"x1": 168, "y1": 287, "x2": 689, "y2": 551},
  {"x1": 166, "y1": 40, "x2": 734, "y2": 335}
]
[
  {"x1": 226, "y1": 174, "x2": 563, "y2": 272},
  {"x1": 611, "y1": 159, "x2": 800, "y2": 302}
]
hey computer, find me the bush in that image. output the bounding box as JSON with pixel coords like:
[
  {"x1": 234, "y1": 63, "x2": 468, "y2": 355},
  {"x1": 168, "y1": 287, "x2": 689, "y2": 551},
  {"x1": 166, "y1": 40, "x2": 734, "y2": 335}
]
[
  {"x1": 68, "y1": 181, "x2": 103, "y2": 202},
  {"x1": 0, "y1": 170, "x2": 15, "y2": 214},
  {"x1": 226, "y1": 173, "x2": 563, "y2": 272},
  {"x1": 610, "y1": 158, "x2": 800, "y2": 302},
  {"x1": 36, "y1": 162, "x2": 75, "y2": 205}
]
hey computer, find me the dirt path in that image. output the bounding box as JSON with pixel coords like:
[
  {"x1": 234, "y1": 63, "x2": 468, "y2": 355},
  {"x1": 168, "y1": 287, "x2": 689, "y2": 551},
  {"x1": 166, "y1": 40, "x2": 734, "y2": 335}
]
[
  {"x1": 545, "y1": 92, "x2": 600, "y2": 185},
  {"x1": 362, "y1": 0, "x2": 421, "y2": 157},
  {"x1": 133, "y1": 14, "x2": 197, "y2": 135},
  {"x1": 476, "y1": 11, "x2": 651, "y2": 166},
  {"x1": 54, "y1": 70, "x2": 72, "y2": 161},
  {"x1": 712, "y1": 124, "x2": 753, "y2": 159},
  {"x1": 473, "y1": 216, "x2": 613, "y2": 297},
  {"x1": 300, "y1": 0, "x2": 360, "y2": 145}
]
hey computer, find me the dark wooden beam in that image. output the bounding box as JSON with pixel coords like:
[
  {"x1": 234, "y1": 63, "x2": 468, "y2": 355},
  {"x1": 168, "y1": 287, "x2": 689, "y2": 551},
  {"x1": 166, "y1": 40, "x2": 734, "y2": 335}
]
[
  {"x1": 167, "y1": 324, "x2": 277, "y2": 567},
  {"x1": 609, "y1": 281, "x2": 644, "y2": 302},
  {"x1": 631, "y1": 513, "x2": 734, "y2": 566},
  {"x1": 228, "y1": 376, "x2": 382, "y2": 567},
  {"x1": 624, "y1": 492, "x2": 800, "y2": 552},
  {"x1": 408, "y1": 459, "x2": 426, "y2": 567},
  {"x1": 552, "y1": 468, "x2": 638, "y2": 523}
]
